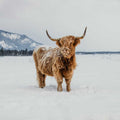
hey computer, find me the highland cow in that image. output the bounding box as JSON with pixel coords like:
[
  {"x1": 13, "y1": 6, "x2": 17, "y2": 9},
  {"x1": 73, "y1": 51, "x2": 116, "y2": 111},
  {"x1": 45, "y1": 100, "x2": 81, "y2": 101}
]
[{"x1": 33, "y1": 27, "x2": 87, "y2": 92}]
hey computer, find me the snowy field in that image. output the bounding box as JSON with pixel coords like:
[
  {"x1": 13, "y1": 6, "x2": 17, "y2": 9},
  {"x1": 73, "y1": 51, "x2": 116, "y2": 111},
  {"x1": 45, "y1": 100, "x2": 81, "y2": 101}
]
[{"x1": 0, "y1": 54, "x2": 120, "y2": 120}]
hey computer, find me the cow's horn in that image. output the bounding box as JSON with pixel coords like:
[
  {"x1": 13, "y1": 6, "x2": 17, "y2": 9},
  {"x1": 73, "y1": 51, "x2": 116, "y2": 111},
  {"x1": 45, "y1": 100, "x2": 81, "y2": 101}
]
[
  {"x1": 76, "y1": 27, "x2": 87, "y2": 39},
  {"x1": 46, "y1": 30, "x2": 60, "y2": 41}
]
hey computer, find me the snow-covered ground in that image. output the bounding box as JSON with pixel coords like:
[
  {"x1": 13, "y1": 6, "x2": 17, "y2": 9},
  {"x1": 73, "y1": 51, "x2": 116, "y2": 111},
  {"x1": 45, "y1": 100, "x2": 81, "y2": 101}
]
[{"x1": 0, "y1": 55, "x2": 120, "y2": 120}]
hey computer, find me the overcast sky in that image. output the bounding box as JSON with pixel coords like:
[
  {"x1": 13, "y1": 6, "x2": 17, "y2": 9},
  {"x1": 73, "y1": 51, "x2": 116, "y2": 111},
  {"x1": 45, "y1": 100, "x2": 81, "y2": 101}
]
[{"x1": 0, "y1": 0, "x2": 120, "y2": 51}]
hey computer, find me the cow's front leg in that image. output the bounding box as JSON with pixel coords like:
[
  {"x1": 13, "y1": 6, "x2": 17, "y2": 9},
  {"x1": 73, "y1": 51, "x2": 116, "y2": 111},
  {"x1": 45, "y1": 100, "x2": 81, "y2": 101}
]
[
  {"x1": 57, "y1": 80, "x2": 63, "y2": 91},
  {"x1": 54, "y1": 72, "x2": 63, "y2": 92},
  {"x1": 65, "y1": 78, "x2": 71, "y2": 92},
  {"x1": 64, "y1": 71, "x2": 73, "y2": 92}
]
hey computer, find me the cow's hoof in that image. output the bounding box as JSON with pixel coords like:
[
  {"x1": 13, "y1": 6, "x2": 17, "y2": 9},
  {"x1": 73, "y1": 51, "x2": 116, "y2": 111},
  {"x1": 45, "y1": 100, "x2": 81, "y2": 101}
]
[
  {"x1": 57, "y1": 87, "x2": 63, "y2": 92},
  {"x1": 67, "y1": 87, "x2": 71, "y2": 92},
  {"x1": 39, "y1": 85, "x2": 45, "y2": 88}
]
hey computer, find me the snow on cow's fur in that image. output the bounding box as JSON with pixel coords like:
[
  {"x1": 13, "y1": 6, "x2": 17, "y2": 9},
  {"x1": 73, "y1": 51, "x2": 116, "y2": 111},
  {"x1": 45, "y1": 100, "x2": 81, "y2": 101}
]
[{"x1": 33, "y1": 27, "x2": 87, "y2": 92}]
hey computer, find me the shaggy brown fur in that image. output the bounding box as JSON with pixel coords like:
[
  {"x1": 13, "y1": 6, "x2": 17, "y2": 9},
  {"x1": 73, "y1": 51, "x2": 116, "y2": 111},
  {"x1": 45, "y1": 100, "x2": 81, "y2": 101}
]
[{"x1": 33, "y1": 27, "x2": 87, "y2": 92}]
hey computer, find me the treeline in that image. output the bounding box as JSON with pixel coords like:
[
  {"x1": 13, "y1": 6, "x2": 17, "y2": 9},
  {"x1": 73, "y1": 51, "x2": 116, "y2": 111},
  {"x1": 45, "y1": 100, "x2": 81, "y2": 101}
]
[
  {"x1": 76, "y1": 51, "x2": 120, "y2": 55},
  {"x1": 0, "y1": 47, "x2": 33, "y2": 56}
]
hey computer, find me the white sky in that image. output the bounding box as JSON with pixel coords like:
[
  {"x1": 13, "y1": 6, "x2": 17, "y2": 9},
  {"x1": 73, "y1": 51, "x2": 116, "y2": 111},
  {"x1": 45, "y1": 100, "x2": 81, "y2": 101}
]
[{"x1": 0, "y1": 0, "x2": 120, "y2": 51}]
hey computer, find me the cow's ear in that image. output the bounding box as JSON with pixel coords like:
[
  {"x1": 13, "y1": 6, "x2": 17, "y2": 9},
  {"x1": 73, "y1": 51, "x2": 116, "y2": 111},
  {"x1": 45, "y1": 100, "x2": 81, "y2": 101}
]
[
  {"x1": 56, "y1": 40, "x2": 61, "y2": 47},
  {"x1": 73, "y1": 38, "x2": 80, "y2": 47}
]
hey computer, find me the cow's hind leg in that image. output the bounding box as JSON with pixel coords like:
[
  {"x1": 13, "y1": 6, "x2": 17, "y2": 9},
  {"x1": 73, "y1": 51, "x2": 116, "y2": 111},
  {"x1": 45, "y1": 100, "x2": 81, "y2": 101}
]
[
  {"x1": 33, "y1": 51, "x2": 46, "y2": 88},
  {"x1": 37, "y1": 71, "x2": 46, "y2": 88}
]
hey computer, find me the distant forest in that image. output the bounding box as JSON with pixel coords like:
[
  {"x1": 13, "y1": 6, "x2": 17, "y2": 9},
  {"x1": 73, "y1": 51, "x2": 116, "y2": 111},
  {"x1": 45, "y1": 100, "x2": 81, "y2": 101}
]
[
  {"x1": 0, "y1": 47, "x2": 33, "y2": 56},
  {"x1": 76, "y1": 51, "x2": 120, "y2": 55},
  {"x1": 0, "y1": 47, "x2": 120, "y2": 56}
]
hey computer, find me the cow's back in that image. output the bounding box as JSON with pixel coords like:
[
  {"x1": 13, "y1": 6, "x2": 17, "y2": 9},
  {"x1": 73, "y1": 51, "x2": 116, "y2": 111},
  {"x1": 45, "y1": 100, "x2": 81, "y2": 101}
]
[{"x1": 34, "y1": 46, "x2": 59, "y2": 76}]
